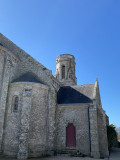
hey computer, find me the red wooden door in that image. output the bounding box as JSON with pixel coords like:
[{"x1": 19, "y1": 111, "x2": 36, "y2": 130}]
[{"x1": 66, "y1": 123, "x2": 76, "y2": 147}]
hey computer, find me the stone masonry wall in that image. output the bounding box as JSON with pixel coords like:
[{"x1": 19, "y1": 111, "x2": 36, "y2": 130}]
[
  {"x1": 28, "y1": 83, "x2": 49, "y2": 157},
  {"x1": 0, "y1": 34, "x2": 58, "y2": 158},
  {"x1": 55, "y1": 104, "x2": 90, "y2": 155},
  {"x1": 97, "y1": 108, "x2": 109, "y2": 157},
  {"x1": 89, "y1": 104, "x2": 100, "y2": 158},
  {"x1": 92, "y1": 79, "x2": 109, "y2": 158},
  {"x1": 3, "y1": 82, "x2": 49, "y2": 158},
  {"x1": 96, "y1": 82, "x2": 109, "y2": 158},
  {"x1": 3, "y1": 83, "x2": 23, "y2": 156},
  {"x1": 0, "y1": 47, "x2": 19, "y2": 153}
]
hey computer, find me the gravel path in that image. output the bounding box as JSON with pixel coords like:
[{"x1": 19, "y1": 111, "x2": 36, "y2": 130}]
[
  {"x1": 28, "y1": 157, "x2": 100, "y2": 160},
  {"x1": 2, "y1": 148, "x2": 120, "y2": 160},
  {"x1": 109, "y1": 147, "x2": 120, "y2": 160},
  {"x1": 0, "y1": 156, "x2": 102, "y2": 160}
]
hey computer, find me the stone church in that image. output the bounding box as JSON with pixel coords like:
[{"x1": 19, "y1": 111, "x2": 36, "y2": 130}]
[{"x1": 0, "y1": 33, "x2": 109, "y2": 159}]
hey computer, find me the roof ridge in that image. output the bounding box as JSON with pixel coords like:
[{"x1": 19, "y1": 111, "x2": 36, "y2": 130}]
[{"x1": 0, "y1": 33, "x2": 51, "y2": 74}]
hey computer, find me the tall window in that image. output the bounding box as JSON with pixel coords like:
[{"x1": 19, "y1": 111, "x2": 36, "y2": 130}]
[
  {"x1": 12, "y1": 96, "x2": 19, "y2": 112},
  {"x1": 62, "y1": 65, "x2": 65, "y2": 79}
]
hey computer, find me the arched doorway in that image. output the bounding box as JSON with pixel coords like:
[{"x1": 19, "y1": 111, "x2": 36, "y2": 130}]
[{"x1": 66, "y1": 123, "x2": 76, "y2": 147}]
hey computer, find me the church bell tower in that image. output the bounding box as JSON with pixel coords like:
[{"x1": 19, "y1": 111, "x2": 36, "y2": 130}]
[{"x1": 54, "y1": 54, "x2": 77, "y2": 86}]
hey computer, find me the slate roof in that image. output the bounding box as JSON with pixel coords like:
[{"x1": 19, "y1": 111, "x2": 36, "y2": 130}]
[
  {"x1": 12, "y1": 72, "x2": 43, "y2": 84},
  {"x1": 57, "y1": 84, "x2": 94, "y2": 104}
]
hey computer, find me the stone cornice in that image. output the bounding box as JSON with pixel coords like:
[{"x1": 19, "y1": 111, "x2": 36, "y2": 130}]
[
  {"x1": 57, "y1": 103, "x2": 93, "y2": 107},
  {"x1": 10, "y1": 82, "x2": 49, "y2": 90}
]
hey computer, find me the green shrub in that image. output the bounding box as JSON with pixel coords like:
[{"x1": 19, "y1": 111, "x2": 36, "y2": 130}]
[{"x1": 107, "y1": 124, "x2": 118, "y2": 150}]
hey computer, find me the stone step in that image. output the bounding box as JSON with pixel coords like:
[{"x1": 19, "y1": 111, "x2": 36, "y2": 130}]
[
  {"x1": 57, "y1": 149, "x2": 85, "y2": 157},
  {"x1": 58, "y1": 149, "x2": 87, "y2": 157}
]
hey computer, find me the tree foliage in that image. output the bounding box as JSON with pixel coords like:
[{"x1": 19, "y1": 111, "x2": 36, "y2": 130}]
[{"x1": 107, "y1": 124, "x2": 118, "y2": 150}]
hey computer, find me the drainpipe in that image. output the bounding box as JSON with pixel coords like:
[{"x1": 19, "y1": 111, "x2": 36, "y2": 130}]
[{"x1": 88, "y1": 105, "x2": 91, "y2": 156}]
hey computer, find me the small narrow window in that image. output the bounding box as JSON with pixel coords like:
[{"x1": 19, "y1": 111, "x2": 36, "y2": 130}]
[
  {"x1": 62, "y1": 65, "x2": 65, "y2": 79},
  {"x1": 13, "y1": 96, "x2": 19, "y2": 112}
]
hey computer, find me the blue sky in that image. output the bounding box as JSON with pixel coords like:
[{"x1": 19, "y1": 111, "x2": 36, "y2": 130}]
[{"x1": 0, "y1": 0, "x2": 120, "y2": 127}]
